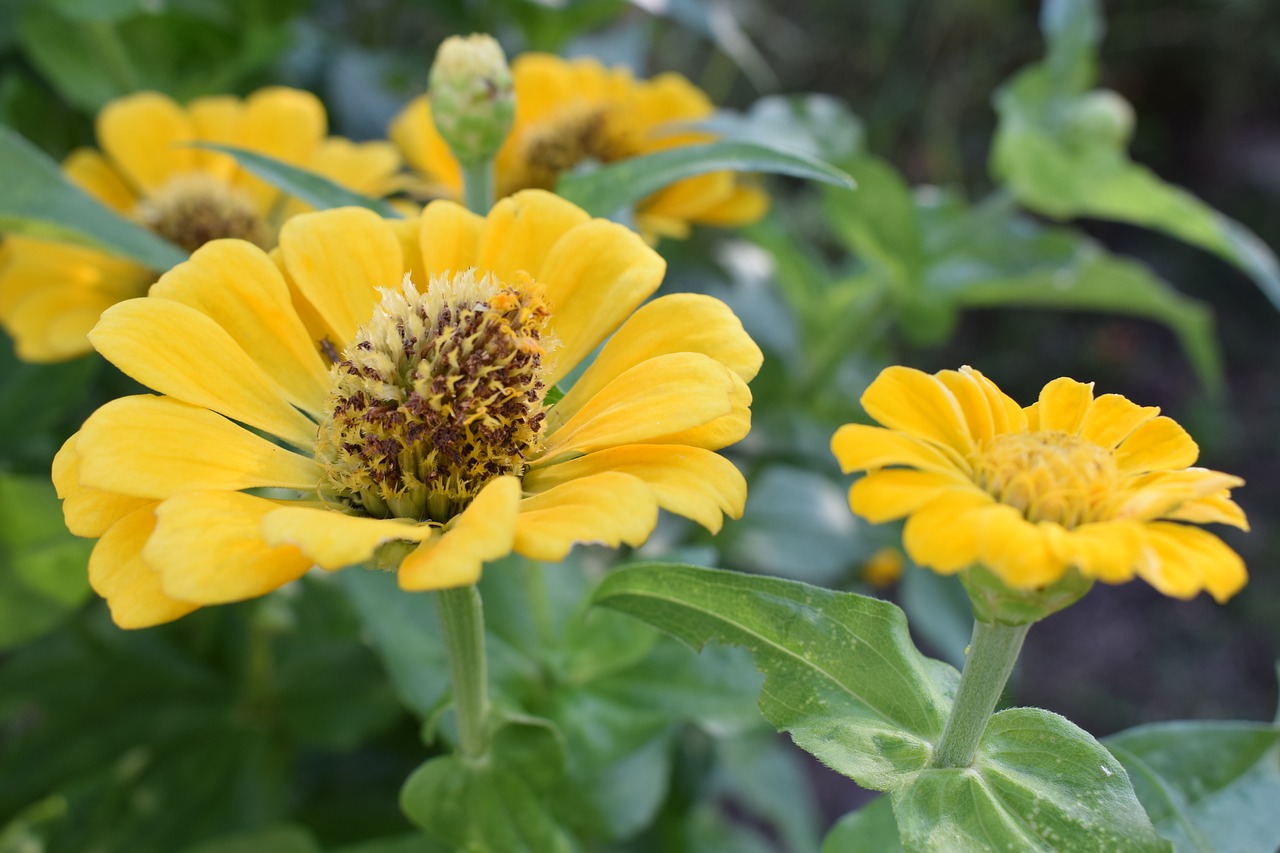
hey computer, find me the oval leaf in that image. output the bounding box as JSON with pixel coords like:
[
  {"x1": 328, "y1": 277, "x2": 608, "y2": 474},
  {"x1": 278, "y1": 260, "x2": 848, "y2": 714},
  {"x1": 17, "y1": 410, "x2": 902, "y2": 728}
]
[
  {"x1": 188, "y1": 142, "x2": 402, "y2": 218},
  {"x1": 0, "y1": 127, "x2": 186, "y2": 270},
  {"x1": 556, "y1": 141, "x2": 854, "y2": 218}
]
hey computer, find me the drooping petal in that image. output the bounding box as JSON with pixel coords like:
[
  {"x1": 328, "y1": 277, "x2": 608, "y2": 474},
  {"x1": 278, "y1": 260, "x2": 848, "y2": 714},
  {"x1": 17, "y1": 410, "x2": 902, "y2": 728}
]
[
  {"x1": 261, "y1": 506, "x2": 435, "y2": 570},
  {"x1": 513, "y1": 472, "x2": 658, "y2": 562},
  {"x1": 536, "y1": 352, "x2": 736, "y2": 462},
  {"x1": 1163, "y1": 492, "x2": 1249, "y2": 530},
  {"x1": 524, "y1": 444, "x2": 745, "y2": 533},
  {"x1": 76, "y1": 395, "x2": 322, "y2": 499},
  {"x1": 52, "y1": 433, "x2": 152, "y2": 537},
  {"x1": 149, "y1": 240, "x2": 329, "y2": 415},
  {"x1": 860, "y1": 366, "x2": 974, "y2": 456},
  {"x1": 976, "y1": 508, "x2": 1068, "y2": 589},
  {"x1": 419, "y1": 200, "x2": 483, "y2": 278},
  {"x1": 475, "y1": 190, "x2": 590, "y2": 283},
  {"x1": 847, "y1": 469, "x2": 972, "y2": 523},
  {"x1": 89, "y1": 299, "x2": 320, "y2": 448},
  {"x1": 1061, "y1": 521, "x2": 1141, "y2": 583},
  {"x1": 831, "y1": 424, "x2": 967, "y2": 476},
  {"x1": 548, "y1": 292, "x2": 761, "y2": 430},
  {"x1": 398, "y1": 476, "x2": 521, "y2": 590},
  {"x1": 902, "y1": 490, "x2": 992, "y2": 574},
  {"x1": 146, "y1": 491, "x2": 314, "y2": 604},
  {"x1": 539, "y1": 219, "x2": 666, "y2": 384},
  {"x1": 89, "y1": 504, "x2": 196, "y2": 629},
  {"x1": 1114, "y1": 417, "x2": 1200, "y2": 473},
  {"x1": 96, "y1": 92, "x2": 195, "y2": 194},
  {"x1": 1135, "y1": 522, "x2": 1247, "y2": 603},
  {"x1": 278, "y1": 207, "x2": 404, "y2": 346},
  {"x1": 1036, "y1": 377, "x2": 1094, "y2": 434}
]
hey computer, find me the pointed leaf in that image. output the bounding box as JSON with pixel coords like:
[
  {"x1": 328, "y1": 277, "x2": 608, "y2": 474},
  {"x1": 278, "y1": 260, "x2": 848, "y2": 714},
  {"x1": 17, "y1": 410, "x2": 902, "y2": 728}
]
[
  {"x1": 556, "y1": 141, "x2": 854, "y2": 218},
  {"x1": 0, "y1": 126, "x2": 186, "y2": 270}
]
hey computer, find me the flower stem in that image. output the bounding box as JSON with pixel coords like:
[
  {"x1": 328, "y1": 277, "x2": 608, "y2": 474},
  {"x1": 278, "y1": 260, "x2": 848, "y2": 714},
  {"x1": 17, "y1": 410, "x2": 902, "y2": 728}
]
[
  {"x1": 931, "y1": 620, "x2": 1030, "y2": 768},
  {"x1": 434, "y1": 585, "x2": 490, "y2": 760},
  {"x1": 462, "y1": 160, "x2": 495, "y2": 214}
]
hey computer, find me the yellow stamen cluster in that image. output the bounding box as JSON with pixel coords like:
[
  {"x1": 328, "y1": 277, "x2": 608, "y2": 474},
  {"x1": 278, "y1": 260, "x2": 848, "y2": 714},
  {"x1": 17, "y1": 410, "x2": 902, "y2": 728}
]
[
  {"x1": 971, "y1": 431, "x2": 1117, "y2": 528},
  {"x1": 316, "y1": 270, "x2": 553, "y2": 523},
  {"x1": 135, "y1": 173, "x2": 270, "y2": 254}
]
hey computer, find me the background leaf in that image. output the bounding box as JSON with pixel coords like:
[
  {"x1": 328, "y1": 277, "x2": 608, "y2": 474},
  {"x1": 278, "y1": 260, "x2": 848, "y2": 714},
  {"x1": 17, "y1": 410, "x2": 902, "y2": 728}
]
[{"x1": 822, "y1": 796, "x2": 902, "y2": 853}]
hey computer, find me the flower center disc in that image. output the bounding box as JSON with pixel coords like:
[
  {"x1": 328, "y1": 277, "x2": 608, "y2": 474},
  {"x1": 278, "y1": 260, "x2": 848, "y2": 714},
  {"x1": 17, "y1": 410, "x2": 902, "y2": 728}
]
[
  {"x1": 135, "y1": 173, "x2": 271, "y2": 254},
  {"x1": 514, "y1": 105, "x2": 614, "y2": 192},
  {"x1": 316, "y1": 270, "x2": 553, "y2": 523},
  {"x1": 971, "y1": 430, "x2": 1117, "y2": 527}
]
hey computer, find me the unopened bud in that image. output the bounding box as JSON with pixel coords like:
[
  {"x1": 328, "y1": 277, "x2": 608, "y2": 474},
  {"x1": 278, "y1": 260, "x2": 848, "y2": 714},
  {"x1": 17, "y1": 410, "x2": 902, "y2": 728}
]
[{"x1": 428, "y1": 34, "x2": 515, "y2": 166}]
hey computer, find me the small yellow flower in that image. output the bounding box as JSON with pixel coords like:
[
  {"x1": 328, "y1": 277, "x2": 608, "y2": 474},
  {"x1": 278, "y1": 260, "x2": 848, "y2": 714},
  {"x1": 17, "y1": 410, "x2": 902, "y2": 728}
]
[
  {"x1": 832, "y1": 366, "x2": 1248, "y2": 602},
  {"x1": 390, "y1": 53, "x2": 768, "y2": 241},
  {"x1": 53, "y1": 190, "x2": 760, "y2": 629},
  {"x1": 0, "y1": 87, "x2": 403, "y2": 363},
  {"x1": 862, "y1": 546, "x2": 905, "y2": 588}
]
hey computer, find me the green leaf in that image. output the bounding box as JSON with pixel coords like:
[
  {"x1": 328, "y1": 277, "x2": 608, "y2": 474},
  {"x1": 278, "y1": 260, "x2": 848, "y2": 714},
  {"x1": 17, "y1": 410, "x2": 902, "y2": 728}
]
[
  {"x1": 0, "y1": 126, "x2": 186, "y2": 270},
  {"x1": 1106, "y1": 721, "x2": 1280, "y2": 853},
  {"x1": 991, "y1": 2, "x2": 1280, "y2": 310},
  {"x1": 49, "y1": 0, "x2": 150, "y2": 23},
  {"x1": 822, "y1": 155, "x2": 923, "y2": 290},
  {"x1": 183, "y1": 825, "x2": 322, "y2": 853},
  {"x1": 592, "y1": 562, "x2": 956, "y2": 791},
  {"x1": 0, "y1": 473, "x2": 93, "y2": 649},
  {"x1": 188, "y1": 143, "x2": 402, "y2": 218},
  {"x1": 822, "y1": 796, "x2": 902, "y2": 853},
  {"x1": 893, "y1": 708, "x2": 1170, "y2": 852},
  {"x1": 556, "y1": 141, "x2": 854, "y2": 218},
  {"x1": 899, "y1": 566, "x2": 973, "y2": 669}
]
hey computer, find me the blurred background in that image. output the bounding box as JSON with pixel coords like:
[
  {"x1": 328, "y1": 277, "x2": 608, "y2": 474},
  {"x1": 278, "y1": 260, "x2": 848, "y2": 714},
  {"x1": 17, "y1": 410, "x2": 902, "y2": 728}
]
[{"x1": 0, "y1": 0, "x2": 1277, "y2": 848}]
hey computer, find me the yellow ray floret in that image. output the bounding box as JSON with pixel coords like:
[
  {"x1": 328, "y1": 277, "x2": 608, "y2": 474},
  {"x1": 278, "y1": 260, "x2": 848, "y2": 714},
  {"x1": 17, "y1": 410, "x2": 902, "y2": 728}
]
[
  {"x1": 831, "y1": 366, "x2": 1248, "y2": 602},
  {"x1": 54, "y1": 190, "x2": 761, "y2": 628}
]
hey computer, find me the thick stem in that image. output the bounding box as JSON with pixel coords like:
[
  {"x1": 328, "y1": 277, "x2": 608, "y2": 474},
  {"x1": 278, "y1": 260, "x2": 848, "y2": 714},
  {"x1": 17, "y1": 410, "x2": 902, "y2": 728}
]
[
  {"x1": 931, "y1": 620, "x2": 1030, "y2": 769},
  {"x1": 435, "y1": 585, "x2": 490, "y2": 760},
  {"x1": 462, "y1": 160, "x2": 495, "y2": 214}
]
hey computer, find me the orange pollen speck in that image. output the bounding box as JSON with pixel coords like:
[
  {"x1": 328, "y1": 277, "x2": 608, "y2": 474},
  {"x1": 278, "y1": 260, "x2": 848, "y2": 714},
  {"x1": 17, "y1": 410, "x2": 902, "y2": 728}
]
[{"x1": 970, "y1": 431, "x2": 1117, "y2": 528}]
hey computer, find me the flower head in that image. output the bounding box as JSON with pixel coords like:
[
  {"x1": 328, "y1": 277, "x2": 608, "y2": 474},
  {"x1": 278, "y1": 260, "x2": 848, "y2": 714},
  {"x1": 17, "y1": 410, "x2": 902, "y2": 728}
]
[
  {"x1": 832, "y1": 366, "x2": 1248, "y2": 602},
  {"x1": 391, "y1": 54, "x2": 768, "y2": 241},
  {"x1": 0, "y1": 87, "x2": 402, "y2": 362},
  {"x1": 54, "y1": 190, "x2": 760, "y2": 628}
]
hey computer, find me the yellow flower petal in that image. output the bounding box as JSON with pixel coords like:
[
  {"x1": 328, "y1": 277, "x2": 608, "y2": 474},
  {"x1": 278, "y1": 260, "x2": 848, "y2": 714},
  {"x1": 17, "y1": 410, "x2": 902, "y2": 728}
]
[
  {"x1": 146, "y1": 491, "x2": 314, "y2": 604},
  {"x1": 524, "y1": 444, "x2": 745, "y2": 533},
  {"x1": 52, "y1": 433, "x2": 152, "y2": 537},
  {"x1": 860, "y1": 366, "x2": 974, "y2": 456},
  {"x1": 89, "y1": 504, "x2": 197, "y2": 629},
  {"x1": 76, "y1": 395, "x2": 322, "y2": 499},
  {"x1": 1114, "y1": 416, "x2": 1199, "y2": 473},
  {"x1": 1164, "y1": 492, "x2": 1249, "y2": 530},
  {"x1": 233, "y1": 86, "x2": 326, "y2": 210},
  {"x1": 690, "y1": 184, "x2": 770, "y2": 227},
  {"x1": 513, "y1": 471, "x2": 658, "y2": 562},
  {"x1": 398, "y1": 476, "x2": 521, "y2": 590},
  {"x1": 847, "y1": 469, "x2": 971, "y2": 524},
  {"x1": 549, "y1": 293, "x2": 760, "y2": 430},
  {"x1": 1136, "y1": 522, "x2": 1247, "y2": 603},
  {"x1": 539, "y1": 219, "x2": 667, "y2": 384},
  {"x1": 537, "y1": 352, "x2": 736, "y2": 462},
  {"x1": 96, "y1": 91, "x2": 195, "y2": 194},
  {"x1": 1061, "y1": 521, "x2": 1141, "y2": 583},
  {"x1": 936, "y1": 369, "x2": 997, "y2": 444},
  {"x1": 63, "y1": 147, "x2": 136, "y2": 212},
  {"x1": 475, "y1": 190, "x2": 590, "y2": 283},
  {"x1": 388, "y1": 95, "x2": 462, "y2": 194},
  {"x1": 1036, "y1": 377, "x2": 1094, "y2": 434},
  {"x1": 187, "y1": 95, "x2": 243, "y2": 179},
  {"x1": 149, "y1": 240, "x2": 330, "y2": 415},
  {"x1": 261, "y1": 506, "x2": 435, "y2": 570},
  {"x1": 831, "y1": 424, "x2": 967, "y2": 476},
  {"x1": 902, "y1": 490, "x2": 992, "y2": 573},
  {"x1": 961, "y1": 366, "x2": 1026, "y2": 435},
  {"x1": 278, "y1": 207, "x2": 404, "y2": 346},
  {"x1": 1079, "y1": 393, "x2": 1159, "y2": 449},
  {"x1": 90, "y1": 299, "x2": 320, "y2": 448},
  {"x1": 419, "y1": 200, "x2": 483, "y2": 278},
  {"x1": 648, "y1": 371, "x2": 755, "y2": 451},
  {"x1": 976, "y1": 508, "x2": 1067, "y2": 589}
]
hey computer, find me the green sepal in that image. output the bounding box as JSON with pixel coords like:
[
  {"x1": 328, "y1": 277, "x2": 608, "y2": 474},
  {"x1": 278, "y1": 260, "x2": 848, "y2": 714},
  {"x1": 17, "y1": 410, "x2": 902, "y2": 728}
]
[{"x1": 961, "y1": 563, "x2": 1094, "y2": 626}]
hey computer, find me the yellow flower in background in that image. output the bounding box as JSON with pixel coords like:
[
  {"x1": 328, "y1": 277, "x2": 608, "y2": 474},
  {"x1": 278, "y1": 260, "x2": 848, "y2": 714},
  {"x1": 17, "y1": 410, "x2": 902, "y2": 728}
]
[
  {"x1": 390, "y1": 53, "x2": 768, "y2": 241},
  {"x1": 832, "y1": 366, "x2": 1248, "y2": 602},
  {"x1": 0, "y1": 87, "x2": 402, "y2": 362},
  {"x1": 54, "y1": 190, "x2": 760, "y2": 628}
]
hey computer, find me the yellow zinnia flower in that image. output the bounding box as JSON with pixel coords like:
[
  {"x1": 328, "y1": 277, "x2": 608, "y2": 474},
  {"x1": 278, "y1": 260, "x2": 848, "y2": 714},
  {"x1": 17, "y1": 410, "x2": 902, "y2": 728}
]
[
  {"x1": 53, "y1": 190, "x2": 760, "y2": 629},
  {"x1": 0, "y1": 87, "x2": 402, "y2": 363},
  {"x1": 832, "y1": 366, "x2": 1248, "y2": 602},
  {"x1": 390, "y1": 53, "x2": 768, "y2": 241}
]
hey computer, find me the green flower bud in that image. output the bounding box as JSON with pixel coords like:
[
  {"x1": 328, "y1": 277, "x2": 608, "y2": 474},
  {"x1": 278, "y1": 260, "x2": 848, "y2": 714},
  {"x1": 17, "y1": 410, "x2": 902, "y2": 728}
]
[
  {"x1": 428, "y1": 34, "x2": 515, "y2": 166},
  {"x1": 1067, "y1": 89, "x2": 1136, "y2": 149}
]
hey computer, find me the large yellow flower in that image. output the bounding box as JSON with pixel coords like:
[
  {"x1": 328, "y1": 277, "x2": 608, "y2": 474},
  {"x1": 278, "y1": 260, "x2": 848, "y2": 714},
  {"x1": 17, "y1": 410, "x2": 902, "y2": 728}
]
[
  {"x1": 53, "y1": 190, "x2": 760, "y2": 628},
  {"x1": 0, "y1": 87, "x2": 402, "y2": 362},
  {"x1": 832, "y1": 366, "x2": 1248, "y2": 601},
  {"x1": 390, "y1": 53, "x2": 768, "y2": 241}
]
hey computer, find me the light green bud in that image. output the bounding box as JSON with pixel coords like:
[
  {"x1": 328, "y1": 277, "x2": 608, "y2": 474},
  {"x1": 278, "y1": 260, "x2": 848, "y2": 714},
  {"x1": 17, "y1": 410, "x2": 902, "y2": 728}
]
[{"x1": 428, "y1": 34, "x2": 515, "y2": 166}]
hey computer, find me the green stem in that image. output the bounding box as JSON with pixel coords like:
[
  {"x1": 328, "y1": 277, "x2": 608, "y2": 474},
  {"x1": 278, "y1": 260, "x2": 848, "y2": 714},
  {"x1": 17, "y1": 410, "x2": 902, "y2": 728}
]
[
  {"x1": 462, "y1": 160, "x2": 495, "y2": 214},
  {"x1": 435, "y1": 585, "x2": 490, "y2": 760},
  {"x1": 931, "y1": 620, "x2": 1030, "y2": 769}
]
